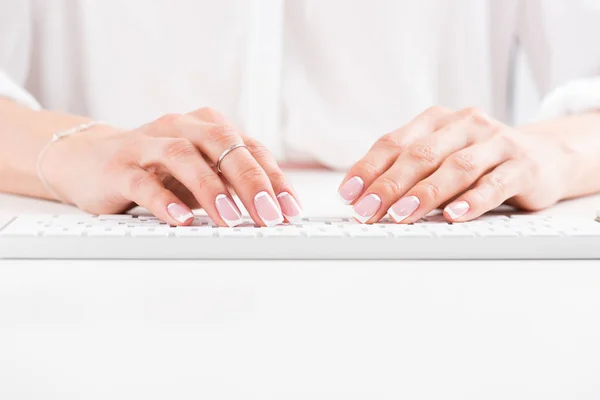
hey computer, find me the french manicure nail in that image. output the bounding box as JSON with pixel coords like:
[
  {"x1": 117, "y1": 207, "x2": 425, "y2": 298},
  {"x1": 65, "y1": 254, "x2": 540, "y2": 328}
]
[
  {"x1": 277, "y1": 192, "x2": 303, "y2": 224},
  {"x1": 339, "y1": 176, "x2": 365, "y2": 204},
  {"x1": 254, "y1": 191, "x2": 284, "y2": 227},
  {"x1": 352, "y1": 194, "x2": 382, "y2": 223},
  {"x1": 388, "y1": 196, "x2": 420, "y2": 223},
  {"x1": 215, "y1": 194, "x2": 243, "y2": 227},
  {"x1": 444, "y1": 201, "x2": 470, "y2": 220},
  {"x1": 167, "y1": 203, "x2": 194, "y2": 223}
]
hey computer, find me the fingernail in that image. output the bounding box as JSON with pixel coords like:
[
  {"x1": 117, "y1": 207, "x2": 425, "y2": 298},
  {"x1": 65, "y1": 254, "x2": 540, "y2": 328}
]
[
  {"x1": 254, "y1": 191, "x2": 284, "y2": 227},
  {"x1": 444, "y1": 201, "x2": 470, "y2": 220},
  {"x1": 339, "y1": 176, "x2": 365, "y2": 204},
  {"x1": 388, "y1": 196, "x2": 420, "y2": 223},
  {"x1": 215, "y1": 194, "x2": 243, "y2": 227},
  {"x1": 277, "y1": 192, "x2": 303, "y2": 224},
  {"x1": 167, "y1": 203, "x2": 194, "y2": 223},
  {"x1": 352, "y1": 194, "x2": 382, "y2": 223}
]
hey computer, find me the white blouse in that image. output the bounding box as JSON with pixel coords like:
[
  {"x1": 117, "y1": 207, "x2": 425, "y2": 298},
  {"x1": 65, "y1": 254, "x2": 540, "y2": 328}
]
[{"x1": 1, "y1": 0, "x2": 599, "y2": 169}]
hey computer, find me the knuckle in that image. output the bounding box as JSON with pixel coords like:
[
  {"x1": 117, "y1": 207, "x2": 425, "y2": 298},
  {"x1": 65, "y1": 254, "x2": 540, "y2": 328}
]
[
  {"x1": 156, "y1": 113, "x2": 182, "y2": 127},
  {"x1": 163, "y1": 138, "x2": 197, "y2": 160},
  {"x1": 204, "y1": 124, "x2": 238, "y2": 146},
  {"x1": 127, "y1": 173, "x2": 156, "y2": 196},
  {"x1": 484, "y1": 173, "x2": 507, "y2": 197},
  {"x1": 460, "y1": 107, "x2": 483, "y2": 118},
  {"x1": 196, "y1": 172, "x2": 222, "y2": 191},
  {"x1": 416, "y1": 181, "x2": 441, "y2": 202},
  {"x1": 377, "y1": 175, "x2": 404, "y2": 197},
  {"x1": 448, "y1": 152, "x2": 477, "y2": 175},
  {"x1": 375, "y1": 134, "x2": 408, "y2": 152},
  {"x1": 498, "y1": 130, "x2": 520, "y2": 155},
  {"x1": 461, "y1": 107, "x2": 494, "y2": 129},
  {"x1": 423, "y1": 105, "x2": 452, "y2": 118},
  {"x1": 471, "y1": 188, "x2": 487, "y2": 204},
  {"x1": 193, "y1": 107, "x2": 224, "y2": 123},
  {"x1": 354, "y1": 158, "x2": 380, "y2": 177},
  {"x1": 198, "y1": 106, "x2": 215, "y2": 114},
  {"x1": 246, "y1": 140, "x2": 272, "y2": 160},
  {"x1": 266, "y1": 171, "x2": 287, "y2": 189},
  {"x1": 236, "y1": 165, "x2": 266, "y2": 185},
  {"x1": 407, "y1": 143, "x2": 438, "y2": 166}
]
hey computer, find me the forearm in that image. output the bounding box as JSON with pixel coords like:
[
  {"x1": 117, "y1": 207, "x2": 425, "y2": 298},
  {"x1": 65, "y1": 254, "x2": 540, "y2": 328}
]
[
  {"x1": 519, "y1": 111, "x2": 600, "y2": 200},
  {"x1": 0, "y1": 98, "x2": 92, "y2": 199}
]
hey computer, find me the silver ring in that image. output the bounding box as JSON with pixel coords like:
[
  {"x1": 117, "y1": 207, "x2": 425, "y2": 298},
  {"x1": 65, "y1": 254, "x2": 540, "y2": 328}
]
[{"x1": 216, "y1": 143, "x2": 247, "y2": 173}]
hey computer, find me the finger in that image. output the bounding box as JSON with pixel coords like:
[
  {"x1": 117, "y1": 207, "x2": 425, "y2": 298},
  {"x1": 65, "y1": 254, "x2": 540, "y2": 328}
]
[
  {"x1": 120, "y1": 168, "x2": 194, "y2": 226},
  {"x1": 442, "y1": 160, "x2": 527, "y2": 222},
  {"x1": 338, "y1": 106, "x2": 454, "y2": 204},
  {"x1": 166, "y1": 182, "x2": 200, "y2": 209},
  {"x1": 243, "y1": 135, "x2": 303, "y2": 223},
  {"x1": 352, "y1": 108, "x2": 500, "y2": 223},
  {"x1": 195, "y1": 124, "x2": 283, "y2": 227},
  {"x1": 145, "y1": 111, "x2": 283, "y2": 227},
  {"x1": 185, "y1": 110, "x2": 284, "y2": 227},
  {"x1": 387, "y1": 137, "x2": 510, "y2": 223},
  {"x1": 137, "y1": 137, "x2": 243, "y2": 227}
]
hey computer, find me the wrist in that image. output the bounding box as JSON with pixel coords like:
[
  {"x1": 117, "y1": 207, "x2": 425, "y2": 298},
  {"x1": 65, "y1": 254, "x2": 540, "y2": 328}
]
[
  {"x1": 518, "y1": 120, "x2": 577, "y2": 202},
  {"x1": 41, "y1": 123, "x2": 124, "y2": 204}
]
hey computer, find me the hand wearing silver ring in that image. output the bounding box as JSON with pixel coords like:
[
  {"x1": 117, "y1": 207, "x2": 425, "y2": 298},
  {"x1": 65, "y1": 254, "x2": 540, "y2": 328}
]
[{"x1": 36, "y1": 106, "x2": 303, "y2": 227}]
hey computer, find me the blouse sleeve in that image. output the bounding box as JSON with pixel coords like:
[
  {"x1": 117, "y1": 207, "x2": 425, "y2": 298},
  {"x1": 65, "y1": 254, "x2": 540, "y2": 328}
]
[
  {"x1": 0, "y1": 0, "x2": 40, "y2": 109},
  {"x1": 518, "y1": 0, "x2": 600, "y2": 120}
]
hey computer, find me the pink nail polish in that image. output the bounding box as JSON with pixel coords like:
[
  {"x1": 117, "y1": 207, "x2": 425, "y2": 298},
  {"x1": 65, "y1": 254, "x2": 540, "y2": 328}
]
[
  {"x1": 388, "y1": 196, "x2": 420, "y2": 223},
  {"x1": 215, "y1": 194, "x2": 243, "y2": 227},
  {"x1": 352, "y1": 194, "x2": 382, "y2": 223},
  {"x1": 277, "y1": 192, "x2": 303, "y2": 224},
  {"x1": 167, "y1": 203, "x2": 194, "y2": 223},
  {"x1": 339, "y1": 176, "x2": 365, "y2": 204},
  {"x1": 445, "y1": 201, "x2": 470, "y2": 220},
  {"x1": 254, "y1": 191, "x2": 284, "y2": 227}
]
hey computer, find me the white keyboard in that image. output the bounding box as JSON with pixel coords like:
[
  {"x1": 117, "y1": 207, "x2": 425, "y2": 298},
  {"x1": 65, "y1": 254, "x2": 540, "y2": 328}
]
[{"x1": 1, "y1": 213, "x2": 599, "y2": 259}]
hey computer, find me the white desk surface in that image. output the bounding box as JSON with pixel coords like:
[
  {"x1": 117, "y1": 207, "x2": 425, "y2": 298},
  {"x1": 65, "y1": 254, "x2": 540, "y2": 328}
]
[{"x1": 1, "y1": 170, "x2": 599, "y2": 399}]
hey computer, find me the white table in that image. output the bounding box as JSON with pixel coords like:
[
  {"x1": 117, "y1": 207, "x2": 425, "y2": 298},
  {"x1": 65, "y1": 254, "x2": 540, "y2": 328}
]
[{"x1": 1, "y1": 170, "x2": 599, "y2": 400}]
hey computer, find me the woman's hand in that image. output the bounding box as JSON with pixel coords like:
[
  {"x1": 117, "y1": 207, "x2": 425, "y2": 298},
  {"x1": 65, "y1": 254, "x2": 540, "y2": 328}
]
[
  {"x1": 339, "y1": 106, "x2": 570, "y2": 224},
  {"x1": 42, "y1": 107, "x2": 302, "y2": 227}
]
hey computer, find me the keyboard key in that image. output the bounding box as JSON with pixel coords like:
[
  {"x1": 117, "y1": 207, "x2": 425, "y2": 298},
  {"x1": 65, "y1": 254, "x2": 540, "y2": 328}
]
[
  {"x1": 137, "y1": 216, "x2": 160, "y2": 221},
  {"x1": 517, "y1": 228, "x2": 562, "y2": 237},
  {"x1": 261, "y1": 228, "x2": 302, "y2": 237},
  {"x1": 217, "y1": 228, "x2": 258, "y2": 238},
  {"x1": 434, "y1": 229, "x2": 476, "y2": 237},
  {"x1": 98, "y1": 214, "x2": 133, "y2": 220},
  {"x1": 130, "y1": 227, "x2": 172, "y2": 237},
  {"x1": 305, "y1": 229, "x2": 345, "y2": 238},
  {"x1": 478, "y1": 228, "x2": 519, "y2": 237},
  {"x1": 347, "y1": 228, "x2": 388, "y2": 238},
  {"x1": 57, "y1": 214, "x2": 95, "y2": 221},
  {"x1": 174, "y1": 227, "x2": 215, "y2": 237},
  {"x1": 477, "y1": 215, "x2": 510, "y2": 222},
  {"x1": 42, "y1": 227, "x2": 86, "y2": 236},
  {"x1": 390, "y1": 230, "x2": 433, "y2": 237}
]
